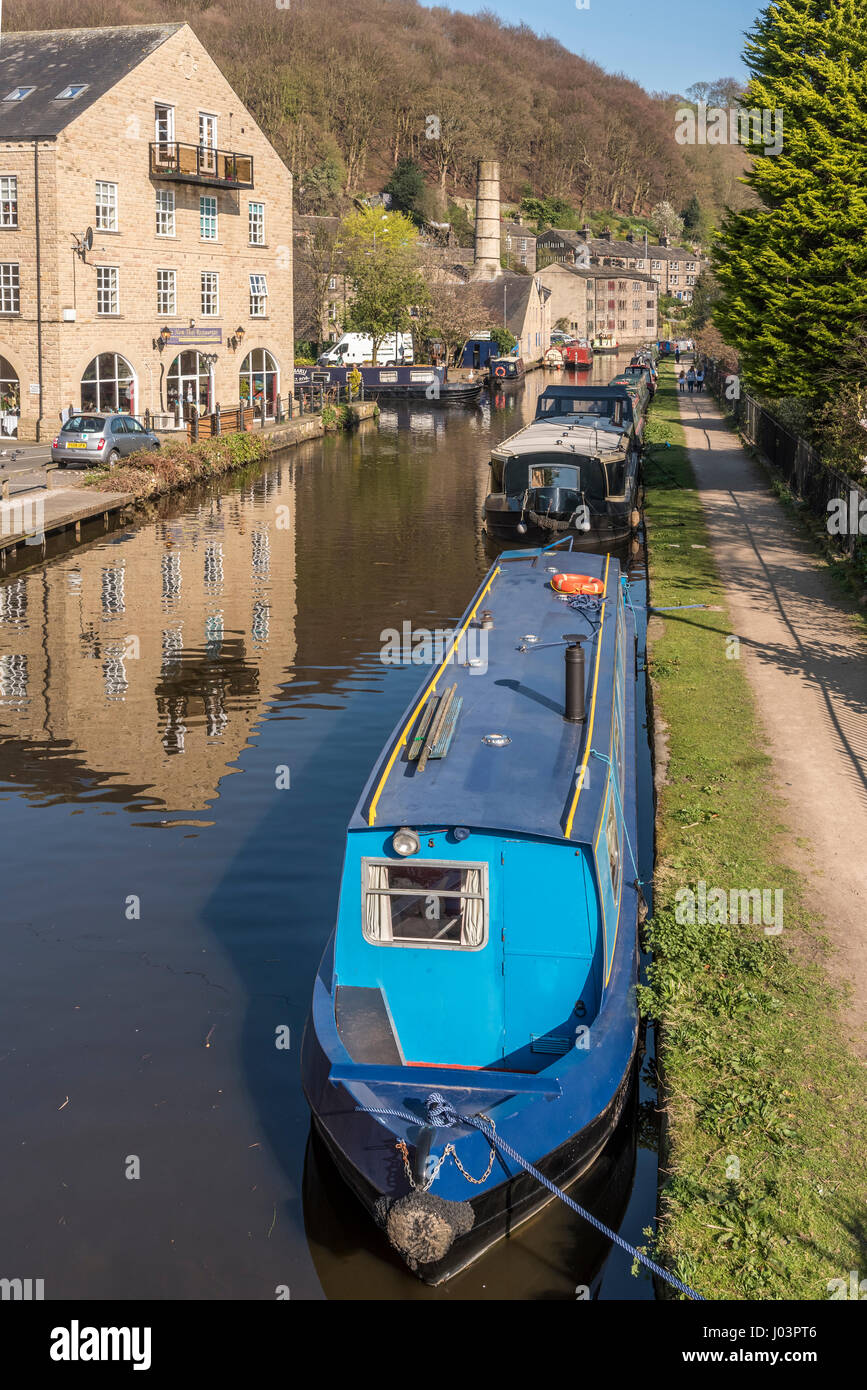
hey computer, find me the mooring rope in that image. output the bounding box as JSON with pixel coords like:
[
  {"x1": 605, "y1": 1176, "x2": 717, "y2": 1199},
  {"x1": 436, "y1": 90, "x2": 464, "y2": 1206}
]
[{"x1": 355, "y1": 1092, "x2": 704, "y2": 1300}]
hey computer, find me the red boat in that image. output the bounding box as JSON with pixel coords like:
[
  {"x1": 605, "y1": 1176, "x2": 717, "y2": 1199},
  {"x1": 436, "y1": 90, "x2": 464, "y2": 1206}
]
[{"x1": 562, "y1": 340, "x2": 593, "y2": 370}]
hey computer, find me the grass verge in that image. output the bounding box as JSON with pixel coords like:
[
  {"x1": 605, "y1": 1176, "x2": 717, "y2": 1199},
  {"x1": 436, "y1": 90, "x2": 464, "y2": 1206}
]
[
  {"x1": 641, "y1": 364, "x2": 867, "y2": 1300},
  {"x1": 82, "y1": 432, "x2": 267, "y2": 502}
]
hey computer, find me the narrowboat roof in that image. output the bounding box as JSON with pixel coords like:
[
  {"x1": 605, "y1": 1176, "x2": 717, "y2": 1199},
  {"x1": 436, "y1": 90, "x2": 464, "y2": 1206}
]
[
  {"x1": 350, "y1": 550, "x2": 622, "y2": 845},
  {"x1": 538, "y1": 385, "x2": 631, "y2": 403},
  {"x1": 491, "y1": 415, "x2": 629, "y2": 463}
]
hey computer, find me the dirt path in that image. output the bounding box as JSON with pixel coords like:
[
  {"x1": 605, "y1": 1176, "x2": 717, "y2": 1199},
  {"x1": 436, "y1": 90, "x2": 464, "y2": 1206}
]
[{"x1": 676, "y1": 386, "x2": 867, "y2": 1052}]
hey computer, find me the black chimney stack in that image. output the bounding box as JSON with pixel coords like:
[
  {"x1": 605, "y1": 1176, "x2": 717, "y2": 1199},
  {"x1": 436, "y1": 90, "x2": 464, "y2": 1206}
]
[{"x1": 564, "y1": 635, "x2": 586, "y2": 723}]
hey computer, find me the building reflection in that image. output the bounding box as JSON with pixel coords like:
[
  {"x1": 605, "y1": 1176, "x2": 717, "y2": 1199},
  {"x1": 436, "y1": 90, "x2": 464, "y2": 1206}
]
[{"x1": 0, "y1": 467, "x2": 296, "y2": 812}]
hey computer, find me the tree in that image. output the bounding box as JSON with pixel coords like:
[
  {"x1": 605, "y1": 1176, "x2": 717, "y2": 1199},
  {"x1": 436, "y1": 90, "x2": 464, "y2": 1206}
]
[
  {"x1": 414, "y1": 257, "x2": 486, "y2": 364},
  {"x1": 651, "y1": 201, "x2": 684, "y2": 240},
  {"x1": 713, "y1": 0, "x2": 867, "y2": 399},
  {"x1": 681, "y1": 194, "x2": 702, "y2": 232},
  {"x1": 293, "y1": 221, "x2": 341, "y2": 345},
  {"x1": 384, "y1": 157, "x2": 426, "y2": 218},
  {"x1": 340, "y1": 209, "x2": 426, "y2": 361}
]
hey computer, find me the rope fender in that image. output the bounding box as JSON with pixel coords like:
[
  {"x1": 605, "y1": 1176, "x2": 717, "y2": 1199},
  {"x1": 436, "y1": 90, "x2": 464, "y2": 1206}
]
[{"x1": 356, "y1": 1091, "x2": 704, "y2": 1300}]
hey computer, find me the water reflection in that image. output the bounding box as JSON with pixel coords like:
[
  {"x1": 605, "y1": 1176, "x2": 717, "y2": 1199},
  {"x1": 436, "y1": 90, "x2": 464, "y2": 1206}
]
[{"x1": 0, "y1": 358, "x2": 655, "y2": 1300}]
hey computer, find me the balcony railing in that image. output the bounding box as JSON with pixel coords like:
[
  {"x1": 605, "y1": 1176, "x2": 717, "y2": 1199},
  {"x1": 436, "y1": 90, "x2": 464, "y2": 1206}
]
[{"x1": 149, "y1": 142, "x2": 254, "y2": 189}]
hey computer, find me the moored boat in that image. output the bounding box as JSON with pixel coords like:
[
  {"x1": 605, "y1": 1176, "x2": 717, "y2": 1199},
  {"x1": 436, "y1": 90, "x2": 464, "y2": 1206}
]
[
  {"x1": 591, "y1": 332, "x2": 619, "y2": 354},
  {"x1": 301, "y1": 547, "x2": 641, "y2": 1283},
  {"x1": 543, "y1": 346, "x2": 564, "y2": 369},
  {"x1": 483, "y1": 384, "x2": 643, "y2": 545},
  {"x1": 489, "y1": 355, "x2": 525, "y2": 383},
  {"x1": 562, "y1": 340, "x2": 593, "y2": 370}
]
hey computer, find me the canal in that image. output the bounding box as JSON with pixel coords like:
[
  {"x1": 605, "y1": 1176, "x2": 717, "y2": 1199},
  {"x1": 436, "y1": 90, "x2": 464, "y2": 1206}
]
[{"x1": 0, "y1": 359, "x2": 657, "y2": 1300}]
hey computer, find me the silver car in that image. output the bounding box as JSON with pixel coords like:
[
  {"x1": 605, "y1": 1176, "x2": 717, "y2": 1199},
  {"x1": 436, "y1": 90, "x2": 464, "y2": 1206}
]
[{"x1": 52, "y1": 413, "x2": 161, "y2": 467}]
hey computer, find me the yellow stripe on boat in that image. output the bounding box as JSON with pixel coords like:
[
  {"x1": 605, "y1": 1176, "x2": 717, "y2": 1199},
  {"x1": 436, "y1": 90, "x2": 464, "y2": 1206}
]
[
  {"x1": 564, "y1": 552, "x2": 610, "y2": 840},
  {"x1": 367, "y1": 566, "x2": 501, "y2": 826}
]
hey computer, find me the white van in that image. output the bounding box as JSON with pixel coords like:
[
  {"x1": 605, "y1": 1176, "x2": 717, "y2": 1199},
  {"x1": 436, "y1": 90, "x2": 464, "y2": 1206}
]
[{"x1": 317, "y1": 332, "x2": 414, "y2": 367}]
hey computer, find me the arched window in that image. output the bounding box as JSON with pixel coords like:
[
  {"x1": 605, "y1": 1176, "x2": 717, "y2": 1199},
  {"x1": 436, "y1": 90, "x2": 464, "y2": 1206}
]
[
  {"x1": 239, "y1": 349, "x2": 279, "y2": 418},
  {"x1": 167, "y1": 351, "x2": 212, "y2": 414},
  {"x1": 0, "y1": 355, "x2": 19, "y2": 437},
  {"x1": 81, "y1": 353, "x2": 135, "y2": 413}
]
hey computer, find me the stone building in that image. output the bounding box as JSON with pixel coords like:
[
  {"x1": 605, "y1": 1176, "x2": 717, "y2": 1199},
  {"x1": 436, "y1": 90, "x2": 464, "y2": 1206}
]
[
  {"x1": 501, "y1": 219, "x2": 536, "y2": 274},
  {"x1": 0, "y1": 23, "x2": 294, "y2": 440},
  {"x1": 537, "y1": 262, "x2": 658, "y2": 344},
  {"x1": 536, "y1": 226, "x2": 706, "y2": 305}
]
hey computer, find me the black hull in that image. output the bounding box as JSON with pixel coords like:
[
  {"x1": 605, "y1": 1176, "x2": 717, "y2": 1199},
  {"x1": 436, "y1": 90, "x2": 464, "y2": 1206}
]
[
  {"x1": 483, "y1": 511, "x2": 637, "y2": 547},
  {"x1": 310, "y1": 1057, "x2": 636, "y2": 1285},
  {"x1": 366, "y1": 383, "x2": 484, "y2": 405}
]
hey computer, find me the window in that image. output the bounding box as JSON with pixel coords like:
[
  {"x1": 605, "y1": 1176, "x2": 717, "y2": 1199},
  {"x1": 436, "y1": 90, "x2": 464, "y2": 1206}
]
[
  {"x1": 328, "y1": 275, "x2": 337, "y2": 291},
  {"x1": 156, "y1": 190, "x2": 175, "y2": 237},
  {"x1": 671, "y1": 261, "x2": 680, "y2": 271},
  {"x1": 154, "y1": 104, "x2": 174, "y2": 145},
  {"x1": 686, "y1": 275, "x2": 695, "y2": 286},
  {"x1": 651, "y1": 259, "x2": 662, "y2": 270},
  {"x1": 647, "y1": 298, "x2": 655, "y2": 308},
  {"x1": 686, "y1": 261, "x2": 696, "y2": 272},
  {"x1": 200, "y1": 271, "x2": 219, "y2": 316},
  {"x1": 95, "y1": 181, "x2": 118, "y2": 232},
  {"x1": 647, "y1": 317, "x2": 655, "y2": 328},
  {"x1": 0, "y1": 177, "x2": 18, "y2": 228},
  {"x1": 198, "y1": 113, "x2": 218, "y2": 175},
  {"x1": 55, "y1": 84, "x2": 88, "y2": 100},
  {"x1": 0, "y1": 263, "x2": 20, "y2": 313},
  {"x1": 80, "y1": 354, "x2": 134, "y2": 413},
  {"x1": 157, "y1": 269, "x2": 176, "y2": 315},
  {"x1": 200, "y1": 196, "x2": 217, "y2": 241},
  {"x1": 670, "y1": 275, "x2": 678, "y2": 285},
  {"x1": 3, "y1": 87, "x2": 35, "y2": 102},
  {"x1": 248, "y1": 201, "x2": 265, "y2": 245},
  {"x1": 239, "y1": 348, "x2": 279, "y2": 416},
  {"x1": 96, "y1": 266, "x2": 118, "y2": 315},
  {"x1": 167, "y1": 351, "x2": 211, "y2": 413},
  {"x1": 249, "y1": 273, "x2": 268, "y2": 316},
  {"x1": 362, "y1": 860, "x2": 488, "y2": 948},
  {"x1": 635, "y1": 259, "x2": 645, "y2": 269},
  {"x1": 605, "y1": 792, "x2": 622, "y2": 905}
]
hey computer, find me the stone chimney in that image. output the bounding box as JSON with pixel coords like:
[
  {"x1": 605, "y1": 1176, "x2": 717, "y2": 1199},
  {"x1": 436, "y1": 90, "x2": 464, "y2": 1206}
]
[
  {"x1": 582, "y1": 224, "x2": 592, "y2": 242},
  {"x1": 472, "y1": 160, "x2": 502, "y2": 280},
  {"x1": 626, "y1": 232, "x2": 635, "y2": 244},
  {"x1": 659, "y1": 234, "x2": 671, "y2": 247},
  {"x1": 601, "y1": 226, "x2": 612, "y2": 241}
]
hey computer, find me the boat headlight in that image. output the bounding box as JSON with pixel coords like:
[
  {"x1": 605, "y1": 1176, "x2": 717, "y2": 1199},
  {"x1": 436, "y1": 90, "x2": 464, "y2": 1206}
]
[{"x1": 392, "y1": 827, "x2": 420, "y2": 857}]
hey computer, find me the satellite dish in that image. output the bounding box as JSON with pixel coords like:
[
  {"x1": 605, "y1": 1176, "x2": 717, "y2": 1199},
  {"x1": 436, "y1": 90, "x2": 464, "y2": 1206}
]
[{"x1": 84, "y1": 226, "x2": 93, "y2": 251}]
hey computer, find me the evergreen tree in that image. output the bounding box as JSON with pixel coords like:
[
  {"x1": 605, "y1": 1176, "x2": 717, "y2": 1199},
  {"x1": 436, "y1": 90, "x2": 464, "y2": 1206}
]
[
  {"x1": 384, "y1": 157, "x2": 425, "y2": 218},
  {"x1": 713, "y1": 0, "x2": 867, "y2": 399},
  {"x1": 681, "y1": 195, "x2": 702, "y2": 232}
]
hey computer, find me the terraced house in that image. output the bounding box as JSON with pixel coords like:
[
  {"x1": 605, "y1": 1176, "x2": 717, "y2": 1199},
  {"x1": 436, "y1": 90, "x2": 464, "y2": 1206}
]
[{"x1": 0, "y1": 23, "x2": 293, "y2": 440}]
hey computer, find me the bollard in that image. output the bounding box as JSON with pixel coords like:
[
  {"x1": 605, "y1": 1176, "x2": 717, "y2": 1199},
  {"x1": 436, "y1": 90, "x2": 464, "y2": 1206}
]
[{"x1": 214, "y1": 402, "x2": 221, "y2": 436}]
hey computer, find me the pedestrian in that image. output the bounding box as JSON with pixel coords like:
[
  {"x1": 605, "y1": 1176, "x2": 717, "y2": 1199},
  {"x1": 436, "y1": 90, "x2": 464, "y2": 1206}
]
[
  {"x1": 678, "y1": 369, "x2": 686, "y2": 393},
  {"x1": 696, "y1": 366, "x2": 705, "y2": 393},
  {"x1": 675, "y1": 347, "x2": 681, "y2": 365},
  {"x1": 686, "y1": 367, "x2": 696, "y2": 393}
]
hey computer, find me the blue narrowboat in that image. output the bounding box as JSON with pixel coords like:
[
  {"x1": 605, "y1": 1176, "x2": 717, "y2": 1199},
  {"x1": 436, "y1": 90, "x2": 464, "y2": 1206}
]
[{"x1": 301, "y1": 547, "x2": 640, "y2": 1283}]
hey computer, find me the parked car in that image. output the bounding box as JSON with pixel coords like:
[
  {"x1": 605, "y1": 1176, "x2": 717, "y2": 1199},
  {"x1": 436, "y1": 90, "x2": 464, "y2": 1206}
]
[{"x1": 51, "y1": 413, "x2": 161, "y2": 467}]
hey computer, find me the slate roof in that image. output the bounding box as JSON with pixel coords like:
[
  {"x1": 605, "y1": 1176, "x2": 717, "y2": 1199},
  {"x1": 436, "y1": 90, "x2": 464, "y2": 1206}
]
[{"x1": 0, "y1": 25, "x2": 181, "y2": 140}]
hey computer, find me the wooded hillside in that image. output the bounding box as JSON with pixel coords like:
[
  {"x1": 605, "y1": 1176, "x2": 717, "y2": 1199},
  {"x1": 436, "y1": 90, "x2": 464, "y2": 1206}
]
[{"x1": 6, "y1": 0, "x2": 749, "y2": 221}]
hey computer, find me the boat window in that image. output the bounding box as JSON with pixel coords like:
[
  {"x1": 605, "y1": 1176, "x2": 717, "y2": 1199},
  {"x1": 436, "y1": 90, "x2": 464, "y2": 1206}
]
[
  {"x1": 503, "y1": 455, "x2": 606, "y2": 498},
  {"x1": 605, "y1": 794, "x2": 622, "y2": 904},
  {"x1": 362, "y1": 860, "x2": 487, "y2": 948}
]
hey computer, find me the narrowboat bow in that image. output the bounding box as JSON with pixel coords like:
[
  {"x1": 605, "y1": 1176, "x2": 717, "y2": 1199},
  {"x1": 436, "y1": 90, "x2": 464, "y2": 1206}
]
[{"x1": 301, "y1": 547, "x2": 641, "y2": 1283}]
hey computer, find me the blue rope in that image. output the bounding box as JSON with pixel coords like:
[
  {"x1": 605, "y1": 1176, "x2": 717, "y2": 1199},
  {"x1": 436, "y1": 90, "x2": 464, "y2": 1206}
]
[
  {"x1": 590, "y1": 748, "x2": 643, "y2": 888},
  {"x1": 356, "y1": 1092, "x2": 703, "y2": 1300}
]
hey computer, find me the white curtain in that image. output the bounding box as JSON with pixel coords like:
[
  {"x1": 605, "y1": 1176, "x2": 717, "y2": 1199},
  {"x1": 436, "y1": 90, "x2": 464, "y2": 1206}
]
[
  {"x1": 365, "y1": 863, "x2": 392, "y2": 942},
  {"x1": 460, "y1": 868, "x2": 484, "y2": 946}
]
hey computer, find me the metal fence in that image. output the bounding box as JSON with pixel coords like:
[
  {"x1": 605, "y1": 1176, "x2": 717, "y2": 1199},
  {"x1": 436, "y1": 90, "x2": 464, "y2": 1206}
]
[{"x1": 704, "y1": 360, "x2": 867, "y2": 567}]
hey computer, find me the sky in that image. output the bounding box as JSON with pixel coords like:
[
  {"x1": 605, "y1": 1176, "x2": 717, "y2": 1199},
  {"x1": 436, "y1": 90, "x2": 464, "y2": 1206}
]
[{"x1": 418, "y1": 0, "x2": 762, "y2": 96}]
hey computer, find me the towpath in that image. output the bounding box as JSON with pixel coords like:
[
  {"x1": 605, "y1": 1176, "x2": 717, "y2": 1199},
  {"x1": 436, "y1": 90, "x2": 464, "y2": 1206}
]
[{"x1": 675, "y1": 386, "x2": 867, "y2": 1051}]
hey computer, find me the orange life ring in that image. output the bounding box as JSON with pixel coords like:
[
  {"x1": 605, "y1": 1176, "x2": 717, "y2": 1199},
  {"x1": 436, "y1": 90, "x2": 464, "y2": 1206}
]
[
  {"x1": 494, "y1": 365, "x2": 506, "y2": 377},
  {"x1": 550, "y1": 572, "x2": 605, "y2": 596}
]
